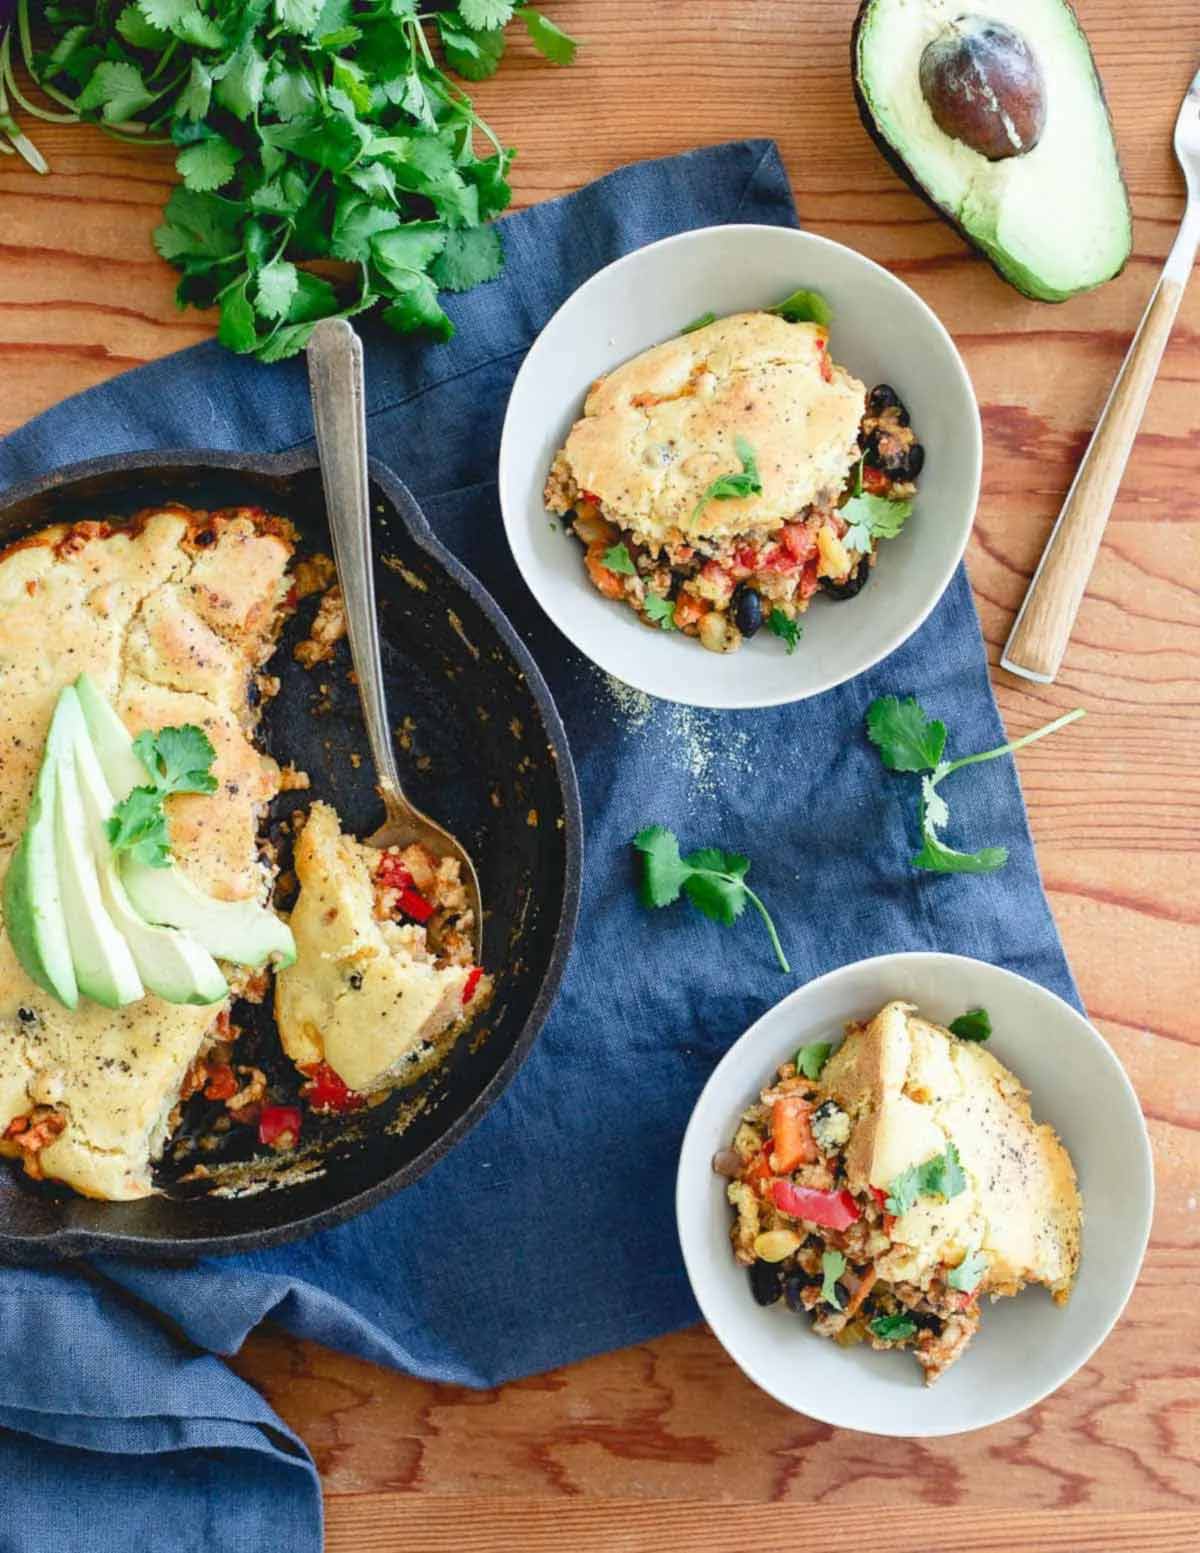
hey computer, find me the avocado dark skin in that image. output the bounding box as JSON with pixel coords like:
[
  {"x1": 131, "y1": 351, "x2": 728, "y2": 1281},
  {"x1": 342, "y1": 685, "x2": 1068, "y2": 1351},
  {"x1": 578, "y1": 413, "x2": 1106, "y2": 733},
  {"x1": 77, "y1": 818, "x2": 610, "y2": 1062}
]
[{"x1": 850, "y1": 0, "x2": 1132, "y2": 302}]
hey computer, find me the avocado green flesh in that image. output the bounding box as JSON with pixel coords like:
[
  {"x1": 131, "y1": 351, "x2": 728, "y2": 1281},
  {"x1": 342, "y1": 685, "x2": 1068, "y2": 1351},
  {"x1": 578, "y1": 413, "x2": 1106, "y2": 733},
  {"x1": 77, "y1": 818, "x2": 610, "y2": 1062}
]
[
  {"x1": 54, "y1": 691, "x2": 144, "y2": 1010},
  {"x1": 71, "y1": 720, "x2": 229, "y2": 1007},
  {"x1": 2, "y1": 695, "x2": 79, "y2": 1009},
  {"x1": 122, "y1": 859, "x2": 297, "y2": 969},
  {"x1": 74, "y1": 672, "x2": 149, "y2": 797},
  {"x1": 855, "y1": 0, "x2": 1132, "y2": 301}
]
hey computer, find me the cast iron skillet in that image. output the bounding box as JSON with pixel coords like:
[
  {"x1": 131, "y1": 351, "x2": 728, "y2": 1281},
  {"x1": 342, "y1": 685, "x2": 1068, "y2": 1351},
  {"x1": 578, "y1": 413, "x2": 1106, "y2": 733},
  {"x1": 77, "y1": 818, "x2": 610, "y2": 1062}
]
[{"x1": 0, "y1": 449, "x2": 582, "y2": 1261}]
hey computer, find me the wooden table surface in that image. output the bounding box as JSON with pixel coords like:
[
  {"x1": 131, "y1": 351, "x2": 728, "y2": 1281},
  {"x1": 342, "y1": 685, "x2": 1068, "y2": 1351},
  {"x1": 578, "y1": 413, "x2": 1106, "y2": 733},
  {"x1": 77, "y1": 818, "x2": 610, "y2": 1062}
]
[{"x1": 3, "y1": 1, "x2": 1199, "y2": 1547}]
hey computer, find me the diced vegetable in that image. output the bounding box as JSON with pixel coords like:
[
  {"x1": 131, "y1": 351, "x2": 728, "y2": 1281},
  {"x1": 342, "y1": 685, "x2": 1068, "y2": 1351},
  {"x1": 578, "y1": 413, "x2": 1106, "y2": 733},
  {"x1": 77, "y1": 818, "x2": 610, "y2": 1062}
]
[
  {"x1": 398, "y1": 888, "x2": 435, "y2": 924},
  {"x1": 301, "y1": 1061, "x2": 365, "y2": 1114},
  {"x1": 754, "y1": 1229, "x2": 802, "y2": 1262},
  {"x1": 771, "y1": 1179, "x2": 861, "y2": 1231},
  {"x1": 768, "y1": 1095, "x2": 817, "y2": 1173},
  {"x1": 461, "y1": 967, "x2": 484, "y2": 1005},
  {"x1": 258, "y1": 1105, "x2": 302, "y2": 1150}
]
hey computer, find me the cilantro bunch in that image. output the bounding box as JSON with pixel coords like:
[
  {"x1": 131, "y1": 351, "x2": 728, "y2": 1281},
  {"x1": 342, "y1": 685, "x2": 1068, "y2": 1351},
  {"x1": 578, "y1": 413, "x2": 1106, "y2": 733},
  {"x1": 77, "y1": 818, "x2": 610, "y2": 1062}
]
[{"x1": 5, "y1": 0, "x2": 577, "y2": 359}]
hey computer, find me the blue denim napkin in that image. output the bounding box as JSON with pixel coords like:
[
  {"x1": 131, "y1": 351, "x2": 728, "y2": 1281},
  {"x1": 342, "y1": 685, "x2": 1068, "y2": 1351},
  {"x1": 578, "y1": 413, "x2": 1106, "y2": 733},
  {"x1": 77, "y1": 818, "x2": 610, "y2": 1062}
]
[{"x1": 0, "y1": 140, "x2": 1078, "y2": 1549}]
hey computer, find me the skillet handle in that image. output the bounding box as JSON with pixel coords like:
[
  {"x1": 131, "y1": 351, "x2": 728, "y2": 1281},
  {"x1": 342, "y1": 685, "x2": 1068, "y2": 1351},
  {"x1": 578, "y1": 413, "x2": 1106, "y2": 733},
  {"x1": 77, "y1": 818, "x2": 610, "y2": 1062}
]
[{"x1": 305, "y1": 319, "x2": 405, "y2": 808}]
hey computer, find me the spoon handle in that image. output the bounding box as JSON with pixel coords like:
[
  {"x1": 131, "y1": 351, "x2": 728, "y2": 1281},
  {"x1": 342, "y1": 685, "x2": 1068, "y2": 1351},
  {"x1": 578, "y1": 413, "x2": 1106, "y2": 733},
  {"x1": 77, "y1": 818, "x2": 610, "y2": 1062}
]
[
  {"x1": 306, "y1": 318, "x2": 404, "y2": 806},
  {"x1": 1001, "y1": 264, "x2": 1190, "y2": 684}
]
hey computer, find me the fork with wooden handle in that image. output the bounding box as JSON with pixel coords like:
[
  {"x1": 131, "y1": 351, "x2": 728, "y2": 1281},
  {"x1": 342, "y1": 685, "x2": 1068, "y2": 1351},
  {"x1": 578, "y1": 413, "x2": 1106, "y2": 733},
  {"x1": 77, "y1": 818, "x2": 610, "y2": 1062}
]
[{"x1": 1002, "y1": 66, "x2": 1200, "y2": 684}]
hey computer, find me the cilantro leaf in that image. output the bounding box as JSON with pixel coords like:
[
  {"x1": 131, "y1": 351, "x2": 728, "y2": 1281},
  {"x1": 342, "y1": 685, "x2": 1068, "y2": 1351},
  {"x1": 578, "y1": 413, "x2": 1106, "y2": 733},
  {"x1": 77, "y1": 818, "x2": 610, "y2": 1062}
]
[
  {"x1": 213, "y1": 41, "x2": 269, "y2": 122},
  {"x1": 841, "y1": 490, "x2": 912, "y2": 555},
  {"x1": 794, "y1": 1042, "x2": 831, "y2": 1080},
  {"x1": 869, "y1": 1313, "x2": 917, "y2": 1342},
  {"x1": 255, "y1": 259, "x2": 300, "y2": 321},
  {"x1": 767, "y1": 608, "x2": 801, "y2": 655},
  {"x1": 77, "y1": 60, "x2": 155, "y2": 123},
  {"x1": 865, "y1": 695, "x2": 946, "y2": 773},
  {"x1": 461, "y1": 0, "x2": 515, "y2": 28},
  {"x1": 517, "y1": 8, "x2": 578, "y2": 66},
  {"x1": 680, "y1": 310, "x2": 716, "y2": 335},
  {"x1": 767, "y1": 288, "x2": 832, "y2": 326},
  {"x1": 108, "y1": 723, "x2": 218, "y2": 869},
  {"x1": 632, "y1": 827, "x2": 789, "y2": 972},
  {"x1": 820, "y1": 1250, "x2": 845, "y2": 1310},
  {"x1": 601, "y1": 542, "x2": 636, "y2": 576},
  {"x1": 948, "y1": 1007, "x2": 992, "y2": 1043},
  {"x1": 116, "y1": 5, "x2": 170, "y2": 50},
  {"x1": 218, "y1": 275, "x2": 259, "y2": 353},
  {"x1": 947, "y1": 1248, "x2": 989, "y2": 1294},
  {"x1": 885, "y1": 1143, "x2": 968, "y2": 1216},
  {"x1": 429, "y1": 225, "x2": 504, "y2": 292},
  {"x1": 867, "y1": 696, "x2": 1084, "y2": 877},
  {"x1": 176, "y1": 137, "x2": 241, "y2": 193},
  {"x1": 692, "y1": 437, "x2": 763, "y2": 523},
  {"x1": 642, "y1": 593, "x2": 676, "y2": 631},
  {"x1": 437, "y1": 12, "x2": 507, "y2": 80}
]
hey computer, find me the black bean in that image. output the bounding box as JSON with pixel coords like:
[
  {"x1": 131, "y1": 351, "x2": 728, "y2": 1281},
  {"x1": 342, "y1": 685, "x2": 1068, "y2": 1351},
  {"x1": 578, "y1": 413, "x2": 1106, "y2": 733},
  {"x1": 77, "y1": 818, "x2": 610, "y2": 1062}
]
[
  {"x1": 784, "y1": 1273, "x2": 808, "y2": 1313},
  {"x1": 732, "y1": 585, "x2": 763, "y2": 638},
  {"x1": 905, "y1": 441, "x2": 925, "y2": 478},
  {"x1": 820, "y1": 557, "x2": 872, "y2": 602},
  {"x1": 832, "y1": 1281, "x2": 852, "y2": 1309},
  {"x1": 749, "y1": 1259, "x2": 784, "y2": 1306},
  {"x1": 867, "y1": 383, "x2": 900, "y2": 413}
]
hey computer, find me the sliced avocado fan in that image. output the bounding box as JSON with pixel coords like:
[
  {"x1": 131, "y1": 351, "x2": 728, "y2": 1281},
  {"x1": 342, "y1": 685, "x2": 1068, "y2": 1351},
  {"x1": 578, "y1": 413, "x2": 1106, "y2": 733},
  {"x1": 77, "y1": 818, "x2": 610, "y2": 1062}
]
[
  {"x1": 74, "y1": 673, "x2": 296, "y2": 970},
  {"x1": 853, "y1": 0, "x2": 1132, "y2": 301}
]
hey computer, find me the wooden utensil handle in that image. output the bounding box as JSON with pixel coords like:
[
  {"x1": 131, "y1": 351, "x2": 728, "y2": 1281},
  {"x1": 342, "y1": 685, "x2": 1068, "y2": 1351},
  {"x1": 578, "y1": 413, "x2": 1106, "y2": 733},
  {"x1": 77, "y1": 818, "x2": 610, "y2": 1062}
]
[{"x1": 1001, "y1": 275, "x2": 1185, "y2": 683}]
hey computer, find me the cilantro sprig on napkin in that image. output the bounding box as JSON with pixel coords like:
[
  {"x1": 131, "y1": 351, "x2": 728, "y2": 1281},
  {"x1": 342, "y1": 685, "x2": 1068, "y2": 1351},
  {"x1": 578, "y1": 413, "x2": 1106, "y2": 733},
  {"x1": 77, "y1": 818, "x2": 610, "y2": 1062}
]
[
  {"x1": 6, "y1": 0, "x2": 578, "y2": 360},
  {"x1": 107, "y1": 725, "x2": 218, "y2": 868},
  {"x1": 866, "y1": 695, "x2": 1085, "y2": 874},
  {"x1": 633, "y1": 826, "x2": 790, "y2": 972}
]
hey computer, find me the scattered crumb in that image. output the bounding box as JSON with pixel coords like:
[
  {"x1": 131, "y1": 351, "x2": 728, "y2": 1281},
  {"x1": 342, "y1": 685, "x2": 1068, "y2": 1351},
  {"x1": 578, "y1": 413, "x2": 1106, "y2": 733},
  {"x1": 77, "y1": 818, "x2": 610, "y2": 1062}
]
[
  {"x1": 382, "y1": 556, "x2": 428, "y2": 591},
  {"x1": 395, "y1": 716, "x2": 417, "y2": 751},
  {"x1": 447, "y1": 608, "x2": 479, "y2": 660},
  {"x1": 294, "y1": 584, "x2": 346, "y2": 667},
  {"x1": 509, "y1": 717, "x2": 523, "y2": 740},
  {"x1": 291, "y1": 553, "x2": 336, "y2": 599},
  {"x1": 602, "y1": 673, "x2": 653, "y2": 731},
  {"x1": 279, "y1": 764, "x2": 310, "y2": 792},
  {"x1": 350, "y1": 752, "x2": 362, "y2": 769},
  {"x1": 594, "y1": 670, "x2": 752, "y2": 799},
  {"x1": 526, "y1": 808, "x2": 538, "y2": 827}
]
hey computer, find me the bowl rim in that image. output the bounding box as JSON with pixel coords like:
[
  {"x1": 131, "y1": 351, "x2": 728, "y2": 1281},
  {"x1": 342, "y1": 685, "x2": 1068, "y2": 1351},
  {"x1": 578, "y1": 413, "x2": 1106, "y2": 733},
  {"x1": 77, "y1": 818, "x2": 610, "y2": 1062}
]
[
  {"x1": 675, "y1": 950, "x2": 1154, "y2": 1437},
  {"x1": 498, "y1": 222, "x2": 984, "y2": 710},
  {"x1": 0, "y1": 446, "x2": 584, "y2": 1261}
]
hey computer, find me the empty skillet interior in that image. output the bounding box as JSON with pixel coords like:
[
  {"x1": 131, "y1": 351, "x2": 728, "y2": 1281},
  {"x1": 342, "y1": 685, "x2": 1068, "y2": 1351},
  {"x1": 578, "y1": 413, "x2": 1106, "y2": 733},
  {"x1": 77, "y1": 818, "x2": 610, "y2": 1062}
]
[{"x1": 0, "y1": 451, "x2": 580, "y2": 1259}]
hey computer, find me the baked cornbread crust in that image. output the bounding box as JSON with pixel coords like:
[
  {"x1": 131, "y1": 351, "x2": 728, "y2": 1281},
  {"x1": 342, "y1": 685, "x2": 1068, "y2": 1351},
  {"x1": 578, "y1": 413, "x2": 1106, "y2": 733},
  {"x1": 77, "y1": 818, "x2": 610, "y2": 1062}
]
[
  {"x1": 721, "y1": 1000, "x2": 1081, "y2": 1384},
  {"x1": 557, "y1": 313, "x2": 866, "y2": 545},
  {"x1": 0, "y1": 507, "x2": 293, "y2": 1199},
  {"x1": 822, "y1": 1001, "x2": 1081, "y2": 1299},
  {"x1": 275, "y1": 802, "x2": 491, "y2": 1097}
]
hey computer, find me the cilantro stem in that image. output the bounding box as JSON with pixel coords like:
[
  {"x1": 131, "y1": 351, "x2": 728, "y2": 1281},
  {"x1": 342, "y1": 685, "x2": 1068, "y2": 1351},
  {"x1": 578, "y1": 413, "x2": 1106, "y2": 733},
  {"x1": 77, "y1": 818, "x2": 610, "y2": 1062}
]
[
  {"x1": 939, "y1": 707, "x2": 1085, "y2": 780},
  {"x1": 740, "y1": 883, "x2": 791, "y2": 974}
]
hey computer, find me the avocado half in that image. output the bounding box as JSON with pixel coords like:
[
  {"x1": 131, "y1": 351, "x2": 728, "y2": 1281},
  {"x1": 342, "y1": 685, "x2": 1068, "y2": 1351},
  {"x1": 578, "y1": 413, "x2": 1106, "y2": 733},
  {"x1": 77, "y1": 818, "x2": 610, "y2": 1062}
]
[{"x1": 852, "y1": 0, "x2": 1133, "y2": 302}]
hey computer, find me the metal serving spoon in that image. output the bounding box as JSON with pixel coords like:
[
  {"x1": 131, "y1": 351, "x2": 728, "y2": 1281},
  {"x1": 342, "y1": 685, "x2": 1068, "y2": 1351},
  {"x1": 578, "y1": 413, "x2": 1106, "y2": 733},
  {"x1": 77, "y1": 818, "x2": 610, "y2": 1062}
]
[
  {"x1": 1002, "y1": 64, "x2": 1200, "y2": 683},
  {"x1": 305, "y1": 317, "x2": 483, "y2": 958}
]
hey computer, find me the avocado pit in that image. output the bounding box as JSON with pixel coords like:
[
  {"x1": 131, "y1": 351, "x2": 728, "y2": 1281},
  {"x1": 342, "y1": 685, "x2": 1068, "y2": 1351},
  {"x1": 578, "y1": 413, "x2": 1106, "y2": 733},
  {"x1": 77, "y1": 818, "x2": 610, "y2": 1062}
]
[{"x1": 919, "y1": 15, "x2": 1046, "y2": 161}]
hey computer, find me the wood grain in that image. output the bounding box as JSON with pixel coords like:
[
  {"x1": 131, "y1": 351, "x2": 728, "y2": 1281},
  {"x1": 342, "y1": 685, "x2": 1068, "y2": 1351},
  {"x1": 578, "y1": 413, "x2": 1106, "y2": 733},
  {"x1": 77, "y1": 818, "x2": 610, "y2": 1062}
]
[{"x1": 4, "y1": 1, "x2": 1200, "y2": 1547}]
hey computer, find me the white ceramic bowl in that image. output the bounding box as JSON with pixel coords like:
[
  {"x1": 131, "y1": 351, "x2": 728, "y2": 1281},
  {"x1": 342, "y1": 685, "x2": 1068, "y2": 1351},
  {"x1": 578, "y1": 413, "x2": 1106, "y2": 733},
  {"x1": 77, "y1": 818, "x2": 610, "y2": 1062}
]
[
  {"x1": 676, "y1": 953, "x2": 1153, "y2": 1436},
  {"x1": 499, "y1": 224, "x2": 982, "y2": 708}
]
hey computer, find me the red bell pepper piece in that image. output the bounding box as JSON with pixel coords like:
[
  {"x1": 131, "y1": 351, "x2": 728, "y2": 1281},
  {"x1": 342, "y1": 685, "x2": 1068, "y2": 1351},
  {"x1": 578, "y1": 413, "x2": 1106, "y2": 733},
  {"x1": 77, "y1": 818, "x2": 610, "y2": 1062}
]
[
  {"x1": 869, "y1": 1185, "x2": 888, "y2": 1206},
  {"x1": 376, "y1": 854, "x2": 414, "y2": 892},
  {"x1": 302, "y1": 1061, "x2": 365, "y2": 1114},
  {"x1": 398, "y1": 887, "x2": 435, "y2": 923},
  {"x1": 862, "y1": 463, "x2": 889, "y2": 495},
  {"x1": 771, "y1": 1178, "x2": 861, "y2": 1230},
  {"x1": 461, "y1": 967, "x2": 484, "y2": 1005},
  {"x1": 258, "y1": 1105, "x2": 302, "y2": 1150}
]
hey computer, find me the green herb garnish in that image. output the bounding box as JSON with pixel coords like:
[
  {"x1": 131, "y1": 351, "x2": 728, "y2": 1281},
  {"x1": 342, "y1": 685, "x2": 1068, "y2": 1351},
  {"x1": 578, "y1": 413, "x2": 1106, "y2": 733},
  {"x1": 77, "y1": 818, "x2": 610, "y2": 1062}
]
[
  {"x1": 632, "y1": 825, "x2": 790, "y2": 973},
  {"x1": 767, "y1": 608, "x2": 802, "y2": 655},
  {"x1": 602, "y1": 542, "x2": 636, "y2": 576},
  {"x1": 642, "y1": 593, "x2": 676, "y2": 631},
  {"x1": 949, "y1": 1007, "x2": 992, "y2": 1043},
  {"x1": 869, "y1": 1312, "x2": 918, "y2": 1342},
  {"x1": 692, "y1": 437, "x2": 762, "y2": 523},
  {"x1": 865, "y1": 696, "x2": 1086, "y2": 875},
  {"x1": 841, "y1": 491, "x2": 912, "y2": 555},
  {"x1": 6, "y1": 0, "x2": 578, "y2": 360},
  {"x1": 820, "y1": 1250, "x2": 846, "y2": 1310},
  {"x1": 794, "y1": 1042, "x2": 831, "y2": 1081},
  {"x1": 680, "y1": 310, "x2": 716, "y2": 334},
  {"x1": 884, "y1": 1142, "x2": 967, "y2": 1217},
  {"x1": 767, "y1": 288, "x2": 832, "y2": 327},
  {"x1": 947, "y1": 1248, "x2": 989, "y2": 1294},
  {"x1": 107, "y1": 725, "x2": 217, "y2": 868}
]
